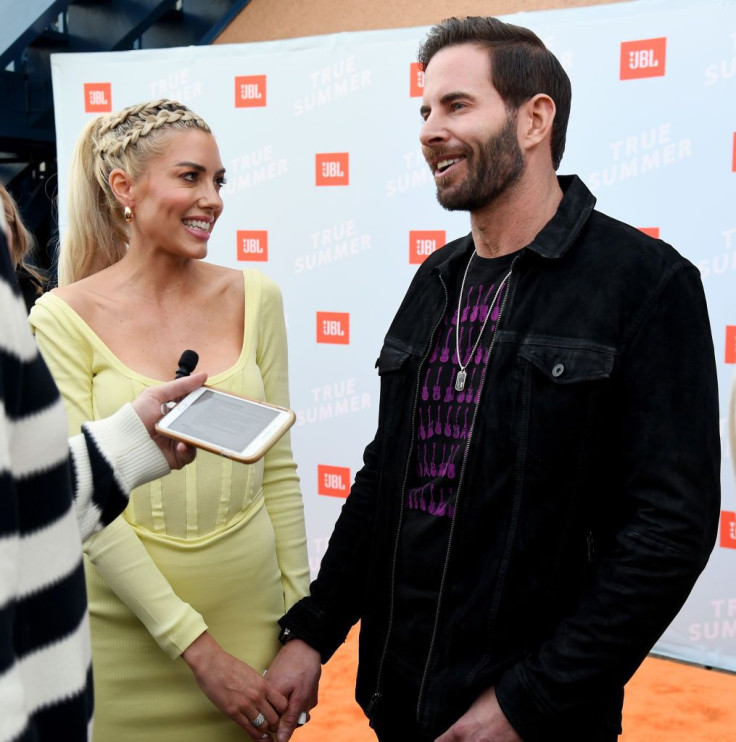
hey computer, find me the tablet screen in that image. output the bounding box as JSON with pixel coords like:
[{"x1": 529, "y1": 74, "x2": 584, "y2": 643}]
[{"x1": 167, "y1": 389, "x2": 281, "y2": 452}]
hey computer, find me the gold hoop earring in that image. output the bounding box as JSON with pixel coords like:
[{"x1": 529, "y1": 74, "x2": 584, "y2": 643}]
[{"x1": 124, "y1": 206, "x2": 133, "y2": 223}]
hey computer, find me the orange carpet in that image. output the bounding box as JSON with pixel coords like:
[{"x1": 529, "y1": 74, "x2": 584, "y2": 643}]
[{"x1": 295, "y1": 626, "x2": 736, "y2": 741}]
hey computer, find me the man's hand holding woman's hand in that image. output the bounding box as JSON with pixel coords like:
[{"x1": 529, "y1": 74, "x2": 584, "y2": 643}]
[{"x1": 264, "y1": 639, "x2": 322, "y2": 742}]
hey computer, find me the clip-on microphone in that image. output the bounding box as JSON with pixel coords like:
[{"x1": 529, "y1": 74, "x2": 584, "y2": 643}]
[
  {"x1": 161, "y1": 350, "x2": 200, "y2": 414},
  {"x1": 175, "y1": 349, "x2": 199, "y2": 379}
]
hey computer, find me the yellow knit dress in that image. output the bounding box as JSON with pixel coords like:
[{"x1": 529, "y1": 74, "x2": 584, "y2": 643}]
[{"x1": 30, "y1": 270, "x2": 310, "y2": 741}]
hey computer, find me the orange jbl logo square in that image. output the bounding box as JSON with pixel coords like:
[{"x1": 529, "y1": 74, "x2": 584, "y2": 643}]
[
  {"x1": 236, "y1": 231, "x2": 268, "y2": 261},
  {"x1": 316, "y1": 312, "x2": 350, "y2": 344},
  {"x1": 317, "y1": 465, "x2": 351, "y2": 498},
  {"x1": 84, "y1": 82, "x2": 112, "y2": 113},
  {"x1": 721, "y1": 512, "x2": 736, "y2": 549},
  {"x1": 409, "y1": 230, "x2": 446, "y2": 265},
  {"x1": 410, "y1": 63, "x2": 425, "y2": 97},
  {"x1": 235, "y1": 75, "x2": 267, "y2": 108},
  {"x1": 638, "y1": 227, "x2": 660, "y2": 239},
  {"x1": 620, "y1": 38, "x2": 667, "y2": 80},
  {"x1": 725, "y1": 326, "x2": 736, "y2": 364},
  {"x1": 316, "y1": 153, "x2": 349, "y2": 186}
]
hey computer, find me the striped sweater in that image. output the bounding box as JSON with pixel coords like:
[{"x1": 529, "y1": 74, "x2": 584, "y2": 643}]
[{"x1": 0, "y1": 232, "x2": 170, "y2": 741}]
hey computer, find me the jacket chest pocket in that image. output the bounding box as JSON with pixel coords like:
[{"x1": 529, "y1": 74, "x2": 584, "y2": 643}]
[
  {"x1": 375, "y1": 340, "x2": 419, "y2": 429},
  {"x1": 515, "y1": 341, "x2": 615, "y2": 469},
  {"x1": 376, "y1": 341, "x2": 412, "y2": 376}
]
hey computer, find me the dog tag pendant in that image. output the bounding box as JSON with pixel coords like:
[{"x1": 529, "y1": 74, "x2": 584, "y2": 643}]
[{"x1": 455, "y1": 369, "x2": 467, "y2": 392}]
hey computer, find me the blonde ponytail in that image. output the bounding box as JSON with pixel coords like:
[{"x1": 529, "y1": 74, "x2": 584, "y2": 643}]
[{"x1": 58, "y1": 99, "x2": 211, "y2": 286}]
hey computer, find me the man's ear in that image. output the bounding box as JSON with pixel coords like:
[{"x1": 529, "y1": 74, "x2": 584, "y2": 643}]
[
  {"x1": 108, "y1": 168, "x2": 134, "y2": 208},
  {"x1": 518, "y1": 93, "x2": 556, "y2": 151}
]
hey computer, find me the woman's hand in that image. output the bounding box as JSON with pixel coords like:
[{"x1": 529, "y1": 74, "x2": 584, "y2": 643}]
[{"x1": 182, "y1": 631, "x2": 288, "y2": 738}]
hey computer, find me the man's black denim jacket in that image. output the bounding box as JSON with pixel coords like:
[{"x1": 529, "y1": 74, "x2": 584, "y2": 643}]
[{"x1": 281, "y1": 175, "x2": 720, "y2": 741}]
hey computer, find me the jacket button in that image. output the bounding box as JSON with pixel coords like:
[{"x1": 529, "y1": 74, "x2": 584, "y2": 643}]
[{"x1": 552, "y1": 363, "x2": 565, "y2": 377}]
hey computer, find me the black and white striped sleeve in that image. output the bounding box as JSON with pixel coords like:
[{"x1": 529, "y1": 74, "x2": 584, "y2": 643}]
[{"x1": 68, "y1": 404, "x2": 170, "y2": 541}]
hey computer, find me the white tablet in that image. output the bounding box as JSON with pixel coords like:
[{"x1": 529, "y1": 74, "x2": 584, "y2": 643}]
[{"x1": 155, "y1": 387, "x2": 295, "y2": 464}]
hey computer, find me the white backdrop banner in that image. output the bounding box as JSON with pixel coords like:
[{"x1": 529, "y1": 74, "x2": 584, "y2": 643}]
[{"x1": 51, "y1": 0, "x2": 736, "y2": 671}]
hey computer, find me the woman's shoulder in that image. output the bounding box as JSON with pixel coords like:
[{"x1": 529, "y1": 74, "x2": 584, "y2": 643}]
[
  {"x1": 48, "y1": 271, "x2": 109, "y2": 314},
  {"x1": 48, "y1": 283, "x2": 84, "y2": 309},
  {"x1": 203, "y1": 264, "x2": 283, "y2": 300},
  {"x1": 191, "y1": 265, "x2": 244, "y2": 317},
  {"x1": 31, "y1": 270, "x2": 128, "y2": 342},
  {"x1": 198, "y1": 261, "x2": 245, "y2": 289},
  {"x1": 28, "y1": 285, "x2": 94, "y2": 345},
  {"x1": 30, "y1": 285, "x2": 76, "y2": 323},
  {"x1": 240, "y1": 267, "x2": 282, "y2": 295}
]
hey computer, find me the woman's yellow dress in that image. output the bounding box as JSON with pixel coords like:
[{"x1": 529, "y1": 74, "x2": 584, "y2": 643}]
[{"x1": 30, "y1": 270, "x2": 310, "y2": 741}]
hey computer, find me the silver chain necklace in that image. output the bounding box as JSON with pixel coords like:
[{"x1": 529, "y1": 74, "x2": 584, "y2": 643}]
[{"x1": 454, "y1": 251, "x2": 512, "y2": 392}]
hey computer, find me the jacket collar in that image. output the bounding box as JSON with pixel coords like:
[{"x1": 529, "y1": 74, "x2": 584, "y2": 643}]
[
  {"x1": 526, "y1": 175, "x2": 596, "y2": 259},
  {"x1": 433, "y1": 174, "x2": 597, "y2": 276}
]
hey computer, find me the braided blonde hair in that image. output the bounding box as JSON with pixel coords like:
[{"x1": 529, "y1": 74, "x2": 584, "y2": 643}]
[{"x1": 58, "y1": 99, "x2": 211, "y2": 286}]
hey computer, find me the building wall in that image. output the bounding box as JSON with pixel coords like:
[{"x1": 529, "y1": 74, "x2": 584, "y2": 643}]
[{"x1": 215, "y1": 0, "x2": 626, "y2": 44}]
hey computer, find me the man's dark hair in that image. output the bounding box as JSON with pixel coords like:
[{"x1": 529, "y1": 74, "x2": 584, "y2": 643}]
[{"x1": 417, "y1": 16, "x2": 571, "y2": 170}]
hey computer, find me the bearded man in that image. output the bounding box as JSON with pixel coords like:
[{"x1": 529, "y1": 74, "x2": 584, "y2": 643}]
[{"x1": 267, "y1": 16, "x2": 720, "y2": 742}]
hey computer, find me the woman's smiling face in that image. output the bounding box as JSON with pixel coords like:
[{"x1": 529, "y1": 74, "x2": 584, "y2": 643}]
[{"x1": 127, "y1": 128, "x2": 226, "y2": 258}]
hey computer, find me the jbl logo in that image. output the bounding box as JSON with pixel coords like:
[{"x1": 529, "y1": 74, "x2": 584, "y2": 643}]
[
  {"x1": 235, "y1": 75, "x2": 267, "y2": 108},
  {"x1": 318, "y1": 465, "x2": 351, "y2": 497},
  {"x1": 410, "y1": 62, "x2": 425, "y2": 97},
  {"x1": 316, "y1": 153, "x2": 350, "y2": 186},
  {"x1": 84, "y1": 83, "x2": 112, "y2": 113},
  {"x1": 236, "y1": 231, "x2": 268, "y2": 261},
  {"x1": 620, "y1": 38, "x2": 666, "y2": 80},
  {"x1": 637, "y1": 227, "x2": 660, "y2": 239},
  {"x1": 409, "y1": 230, "x2": 446, "y2": 265},
  {"x1": 725, "y1": 326, "x2": 736, "y2": 364},
  {"x1": 316, "y1": 312, "x2": 350, "y2": 344},
  {"x1": 721, "y1": 512, "x2": 736, "y2": 549}
]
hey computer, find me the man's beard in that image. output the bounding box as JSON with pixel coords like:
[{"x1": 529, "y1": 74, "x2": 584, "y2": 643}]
[{"x1": 433, "y1": 113, "x2": 524, "y2": 212}]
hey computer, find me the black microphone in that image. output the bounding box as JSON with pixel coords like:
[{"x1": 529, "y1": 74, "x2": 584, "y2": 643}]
[
  {"x1": 161, "y1": 350, "x2": 200, "y2": 415},
  {"x1": 175, "y1": 350, "x2": 199, "y2": 379}
]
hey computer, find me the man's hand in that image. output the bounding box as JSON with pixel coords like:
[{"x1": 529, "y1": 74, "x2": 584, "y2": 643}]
[
  {"x1": 264, "y1": 639, "x2": 321, "y2": 742},
  {"x1": 130, "y1": 371, "x2": 207, "y2": 469},
  {"x1": 434, "y1": 687, "x2": 522, "y2": 742}
]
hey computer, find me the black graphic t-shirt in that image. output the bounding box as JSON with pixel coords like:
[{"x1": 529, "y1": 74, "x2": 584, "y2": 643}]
[{"x1": 390, "y1": 250, "x2": 515, "y2": 680}]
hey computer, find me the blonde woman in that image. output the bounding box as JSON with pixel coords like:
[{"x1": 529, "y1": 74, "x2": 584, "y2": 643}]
[{"x1": 29, "y1": 100, "x2": 309, "y2": 741}]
